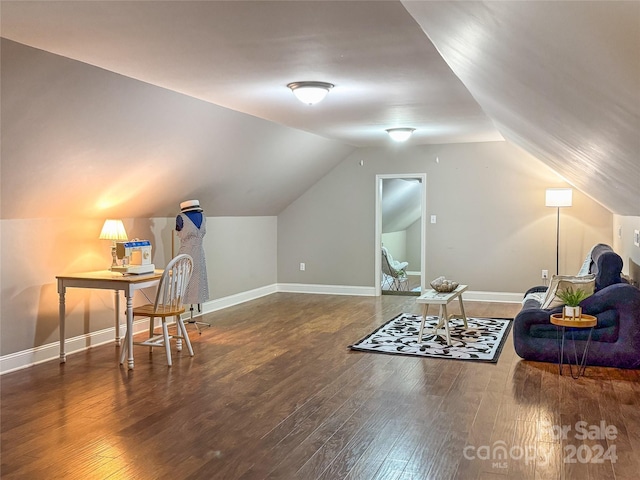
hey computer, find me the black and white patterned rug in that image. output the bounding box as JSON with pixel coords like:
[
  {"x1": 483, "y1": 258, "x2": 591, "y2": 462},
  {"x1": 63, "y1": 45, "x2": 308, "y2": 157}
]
[{"x1": 349, "y1": 313, "x2": 512, "y2": 363}]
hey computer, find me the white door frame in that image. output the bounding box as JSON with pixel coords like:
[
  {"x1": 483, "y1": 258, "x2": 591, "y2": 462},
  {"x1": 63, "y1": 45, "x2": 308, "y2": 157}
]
[{"x1": 375, "y1": 173, "x2": 427, "y2": 296}]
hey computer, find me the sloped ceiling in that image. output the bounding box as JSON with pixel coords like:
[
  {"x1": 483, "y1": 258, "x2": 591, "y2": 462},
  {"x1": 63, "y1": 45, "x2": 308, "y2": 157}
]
[
  {"x1": 382, "y1": 178, "x2": 422, "y2": 234},
  {"x1": 0, "y1": 38, "x2": 356, "y2": 219},
  {"x1": 1, "y1": 1, "x2": 638, "y2": 218},
  {"x1": 404, "y1": 1, "x2": 640, "y2": 215}
]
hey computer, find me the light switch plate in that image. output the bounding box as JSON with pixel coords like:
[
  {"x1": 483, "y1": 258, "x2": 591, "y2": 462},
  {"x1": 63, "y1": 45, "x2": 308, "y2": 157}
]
[
  {"x1": 430, "y1": 215, "x2": 437, "y2": 224},
  {"x1": 634, "y1": 229, "x2": 639, "y2": 247}
]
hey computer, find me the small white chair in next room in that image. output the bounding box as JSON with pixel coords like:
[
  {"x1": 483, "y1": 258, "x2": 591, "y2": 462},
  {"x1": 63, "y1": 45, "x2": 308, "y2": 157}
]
[
  {"x1": 119, "y1": 254, "x2": 195, "y2": 366},
  {"x1": 381, "y1": 246, "x2": 409, "y2": 291}
]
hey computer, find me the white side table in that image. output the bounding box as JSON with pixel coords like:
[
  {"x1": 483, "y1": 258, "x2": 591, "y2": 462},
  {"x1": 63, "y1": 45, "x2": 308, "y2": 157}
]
[
  {"x1": 416, "y1": 284, "x2": 468, "y2": 345},
  {"x1": 550, "y1": 313, "x2": 597, "y2": 378}
]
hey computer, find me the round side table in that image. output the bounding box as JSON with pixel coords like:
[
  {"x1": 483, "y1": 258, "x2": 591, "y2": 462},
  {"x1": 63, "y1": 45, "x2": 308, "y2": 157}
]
[{"x1": 550, "y1": 313, "x2": 597, "y2": 378}]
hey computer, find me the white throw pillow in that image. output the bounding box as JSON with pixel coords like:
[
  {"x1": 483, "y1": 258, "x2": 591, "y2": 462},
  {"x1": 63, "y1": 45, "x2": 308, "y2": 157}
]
[{"x1": 541, "y1": 274, "x2": 596, "y2": 309}]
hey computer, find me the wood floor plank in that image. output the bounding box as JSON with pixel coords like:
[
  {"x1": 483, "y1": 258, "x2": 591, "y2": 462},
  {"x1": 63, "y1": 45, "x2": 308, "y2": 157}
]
[
  {"x1": 342, "y1": 401, "x2": 420, "y2": 480},
  {"x1": 314, "y1": 400, "x2": 398, "y2": 480}
]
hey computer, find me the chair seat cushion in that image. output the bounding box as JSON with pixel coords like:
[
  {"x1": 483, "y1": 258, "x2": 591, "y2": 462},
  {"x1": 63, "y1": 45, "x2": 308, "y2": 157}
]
[{"x1": 132, "y1": 303, "x2": 185, "y2": 317}]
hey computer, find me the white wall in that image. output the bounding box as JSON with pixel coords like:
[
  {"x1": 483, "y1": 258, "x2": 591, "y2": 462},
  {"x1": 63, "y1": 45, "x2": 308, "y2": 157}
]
[
  {"x1": 405, "y1": 219, "x2": 422, "y2": 273},
  {"x1": 277, "y1": 141, "x2": 613, "y2": 293},
  {"x1": 381, "y1": 231, "x2": 407, "y2": 265},
  {"x1": 612, "y1": 215, "x2": 640, "y2": 275},
  {"x1": 206, "y1": 217, "x2": 277, "y2": 299}
]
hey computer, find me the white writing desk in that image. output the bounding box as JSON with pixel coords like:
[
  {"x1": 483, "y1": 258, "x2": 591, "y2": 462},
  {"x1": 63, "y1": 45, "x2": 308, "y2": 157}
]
[{"x1": 57, "y1": 270, "x2": 163, "y2": 369}]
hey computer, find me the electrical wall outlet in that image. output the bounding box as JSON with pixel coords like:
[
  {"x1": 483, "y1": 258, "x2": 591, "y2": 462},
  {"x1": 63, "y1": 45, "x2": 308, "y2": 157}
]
[
  {"x1": 299, "y1": 262, "x2": 306, "y2": 271},
  {"x1": 542, "y1": 269, "x2": 549, "y2": 279},
  {"x1": 634, "y1": 230, "x2": 640, "y2": 247}
]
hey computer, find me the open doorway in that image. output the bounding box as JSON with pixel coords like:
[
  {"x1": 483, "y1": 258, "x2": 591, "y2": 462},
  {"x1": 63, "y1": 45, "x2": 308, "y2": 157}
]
[{"x1": 375, "y1": 174, "x2": 427, "y2": 296}]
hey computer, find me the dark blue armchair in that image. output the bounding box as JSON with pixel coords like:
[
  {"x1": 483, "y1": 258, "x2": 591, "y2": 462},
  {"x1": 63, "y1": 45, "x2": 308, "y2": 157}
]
[{"x1": 513, "y1": 245, "x2": 640, "y2": 369}]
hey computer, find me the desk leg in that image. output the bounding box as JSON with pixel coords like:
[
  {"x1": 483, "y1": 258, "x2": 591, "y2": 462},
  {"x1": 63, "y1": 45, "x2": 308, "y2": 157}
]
[
  {"x1": 114, "y1": 291, "x2": 121, "y2": 346},
  {"x1": 58, "y1": 284, "x2": 66, "y2": 363},
  {"x1": 126, "y1": 294, "x2": 134, "y2": 370}
]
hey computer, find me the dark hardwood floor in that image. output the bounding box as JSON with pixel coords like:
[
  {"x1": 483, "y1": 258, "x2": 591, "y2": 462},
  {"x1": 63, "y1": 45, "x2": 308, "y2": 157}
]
[{"x1": 2, "y1": 293, "x2": 639, "y2": 479}]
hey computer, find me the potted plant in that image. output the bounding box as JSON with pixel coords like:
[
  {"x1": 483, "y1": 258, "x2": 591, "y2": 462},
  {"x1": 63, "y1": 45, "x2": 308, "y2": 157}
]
[{"x1": 557, "y1": 287, "x2": 591, "y2": 319}]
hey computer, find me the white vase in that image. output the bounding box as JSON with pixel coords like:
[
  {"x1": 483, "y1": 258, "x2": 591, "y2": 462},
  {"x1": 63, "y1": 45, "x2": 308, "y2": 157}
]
[{"x1": 564, "y1": 305, "x2": 582, "y2": 319}]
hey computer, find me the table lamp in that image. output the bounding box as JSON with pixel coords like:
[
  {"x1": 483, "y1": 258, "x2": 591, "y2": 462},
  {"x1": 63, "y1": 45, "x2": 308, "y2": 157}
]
[{"x1": 99, "y1": 219, "x2": 128, "y2": 268}]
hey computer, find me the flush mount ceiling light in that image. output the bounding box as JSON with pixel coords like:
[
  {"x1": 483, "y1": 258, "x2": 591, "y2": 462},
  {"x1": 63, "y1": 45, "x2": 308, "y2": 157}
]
[
  {"x1": 287, "y1": 81, "x2": 334, "y2": 105},
  {"x1": 386, "y1": 128, "x2": 416, "y2": 142}
]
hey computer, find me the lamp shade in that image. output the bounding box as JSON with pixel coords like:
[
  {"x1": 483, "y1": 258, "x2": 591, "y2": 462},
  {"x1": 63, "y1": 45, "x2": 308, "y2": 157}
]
[
  {"x1": 386, "y1": 128, "x2": 416, "y2": 142},
  {"x1": 545, "y1": 188, "x2": 573, "y2": 207},
  {"x1": 99, "y1": 219, "x2": 128, "y2": 241},
  {"x1": 287, "y1": 81, "x2": 334, "y2": 105}
]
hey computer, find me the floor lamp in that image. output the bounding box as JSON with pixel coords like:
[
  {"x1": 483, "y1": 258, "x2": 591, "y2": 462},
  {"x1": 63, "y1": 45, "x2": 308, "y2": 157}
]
[{"x1": 545, "y1": 188, "x2": 573, "y2": 275}]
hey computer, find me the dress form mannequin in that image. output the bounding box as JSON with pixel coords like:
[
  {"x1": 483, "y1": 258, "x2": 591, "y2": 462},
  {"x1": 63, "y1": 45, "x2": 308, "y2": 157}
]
[{"x1": 176, "y1": 199, "x2": 210, "y2": 331}]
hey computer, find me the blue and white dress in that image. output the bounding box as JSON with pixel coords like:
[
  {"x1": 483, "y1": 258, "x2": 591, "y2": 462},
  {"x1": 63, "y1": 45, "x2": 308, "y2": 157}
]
[{"x1": 176, "y1": 213, "x2": 210, "y2": 305}]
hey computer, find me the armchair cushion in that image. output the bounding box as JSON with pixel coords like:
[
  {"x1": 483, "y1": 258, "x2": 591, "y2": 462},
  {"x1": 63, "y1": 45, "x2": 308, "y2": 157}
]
[{"x1": 540, "y1": 274, "x2": 595, "y2": 309}]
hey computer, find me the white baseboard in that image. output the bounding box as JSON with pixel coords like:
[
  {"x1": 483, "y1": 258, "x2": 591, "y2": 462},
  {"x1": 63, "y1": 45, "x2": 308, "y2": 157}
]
[
  {"x1": 277, "y1": 283, "x2": 376, "y2": 296},
  {"x1": 276, "y1": 284, "x2": 521, "y2": 303},
  {"x1": 463, "y1": 290, "x2": 523, "y2": 303},
  {"x1": 0, "y1": 318, "x2": 154, "y2": 375},
  {"x1": 198, "y1": 284, "x2": 278, "y2": 315},
  {"x1": 1, "y1": 283, "x2": 519, "y2": 375}
]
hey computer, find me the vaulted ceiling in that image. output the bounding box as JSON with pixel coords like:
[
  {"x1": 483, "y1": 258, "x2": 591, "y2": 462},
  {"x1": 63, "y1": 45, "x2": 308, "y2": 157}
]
[
  {"x1": 1, "y1": 1, "x2": 638, "y2": 216},
  {"x1": 405, "y1": 1, "x2": 639, "y2": 216},
  {"x1": 381, "y1": 178, "x2": 423, "y2": 234}
]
